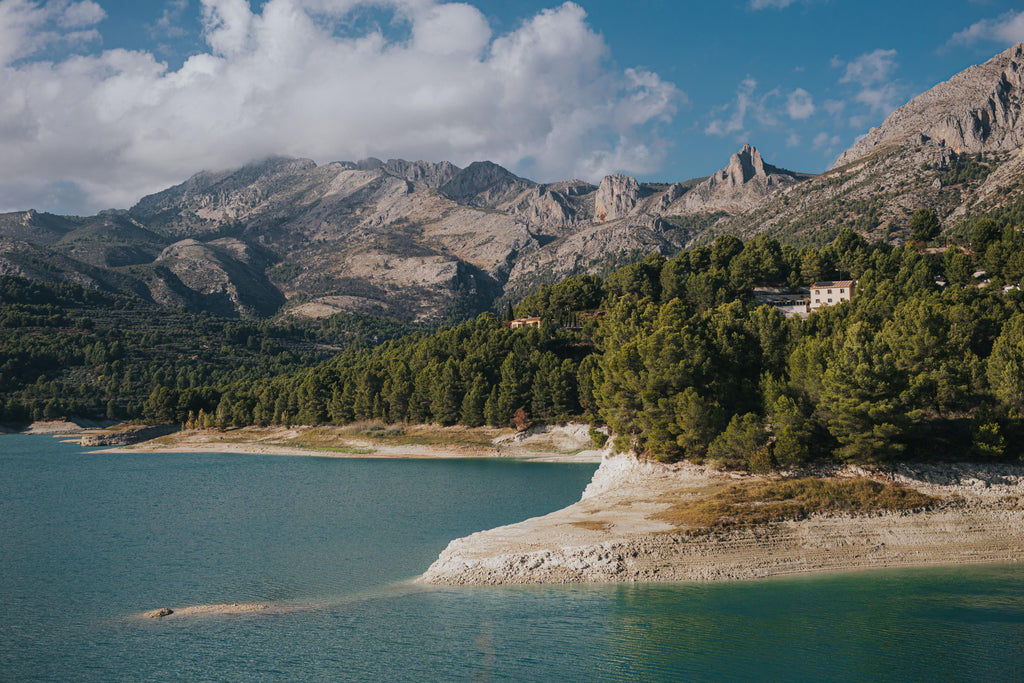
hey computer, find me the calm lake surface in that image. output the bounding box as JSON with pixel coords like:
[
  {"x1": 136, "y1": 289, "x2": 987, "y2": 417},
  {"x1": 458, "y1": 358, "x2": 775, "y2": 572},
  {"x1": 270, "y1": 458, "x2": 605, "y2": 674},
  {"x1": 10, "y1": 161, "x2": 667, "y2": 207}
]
[{"x1": 1, "y1": 435, "x2": 1022, "y2": 682}]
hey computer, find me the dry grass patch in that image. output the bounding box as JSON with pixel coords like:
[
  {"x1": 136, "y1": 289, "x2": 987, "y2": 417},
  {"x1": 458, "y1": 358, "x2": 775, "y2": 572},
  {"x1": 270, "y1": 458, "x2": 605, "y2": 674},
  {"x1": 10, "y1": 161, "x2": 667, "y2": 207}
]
[
  {"x1": 570, "y1": 520, "x2": 612, "y2": 531},
  {"x1": 350, "y1": 423, "x2": 507, "y2": 449},
  {"x1": 658, "y1": 477, "x2": 939, "y2": 531}
]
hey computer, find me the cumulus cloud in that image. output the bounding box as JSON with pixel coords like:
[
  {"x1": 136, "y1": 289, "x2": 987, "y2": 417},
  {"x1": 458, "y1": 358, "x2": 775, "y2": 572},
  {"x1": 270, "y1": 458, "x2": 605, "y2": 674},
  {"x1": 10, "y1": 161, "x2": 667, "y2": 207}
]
[
  {"x1": 949, "y1": 10, "x2": 1024, "y2": 47},
  {"x1": 0, "y1": 0, "x2": 682, "y2": 213},
  {"x1": 786, "y1": 88, "x2": 815, "y2": 119},
  {"x1": 0, "y1": 0, "x2": 105, "y2": 64},
  {"x1": 149, "y1": 0, "x2": 190, "y2": 40},
  {"x1": 705, "y1": 76, "x2": 759, "y2": 137},
  {"x1": 706, "y1": 78, "x2": 816, "y2": 141},
  {"x1": 837, "y1": 48, "x2": 898, "y2": 87},
  {"x1": 833, "y1": 48, "x2": 903, "y2": 125}
]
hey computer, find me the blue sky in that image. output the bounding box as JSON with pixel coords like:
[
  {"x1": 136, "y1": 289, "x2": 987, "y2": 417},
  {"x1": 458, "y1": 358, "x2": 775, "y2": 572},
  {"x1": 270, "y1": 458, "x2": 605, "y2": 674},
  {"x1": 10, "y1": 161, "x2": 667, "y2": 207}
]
[{"x1": 1, "y1": 0, "x2": 1022, "y2": 214}]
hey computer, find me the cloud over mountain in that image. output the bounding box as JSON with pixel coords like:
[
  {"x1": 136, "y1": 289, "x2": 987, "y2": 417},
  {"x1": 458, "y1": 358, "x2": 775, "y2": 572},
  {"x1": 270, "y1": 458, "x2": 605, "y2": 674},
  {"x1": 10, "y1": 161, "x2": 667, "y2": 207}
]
[{"x1": 0, "y1": 0, "x2": 681, "y2": 213}]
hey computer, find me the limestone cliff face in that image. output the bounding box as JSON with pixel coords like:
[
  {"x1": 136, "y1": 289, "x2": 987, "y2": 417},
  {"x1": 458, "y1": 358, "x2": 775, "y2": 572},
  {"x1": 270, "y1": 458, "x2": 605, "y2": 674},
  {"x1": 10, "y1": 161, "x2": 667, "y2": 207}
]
[
  {"x1": 594, "y1": 174, "x2": 641, "y2": 223},
  {"x1": 836, "y1": 42, "x2": 1024, "y2": 167}
]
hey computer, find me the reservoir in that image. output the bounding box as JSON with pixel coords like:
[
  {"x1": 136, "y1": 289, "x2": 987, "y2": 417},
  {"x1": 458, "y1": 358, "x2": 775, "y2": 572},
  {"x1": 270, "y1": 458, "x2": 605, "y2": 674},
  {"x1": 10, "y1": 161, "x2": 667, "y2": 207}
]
[{"x1": 2, "y1": 435, "x2": 1021, "y2": 681}]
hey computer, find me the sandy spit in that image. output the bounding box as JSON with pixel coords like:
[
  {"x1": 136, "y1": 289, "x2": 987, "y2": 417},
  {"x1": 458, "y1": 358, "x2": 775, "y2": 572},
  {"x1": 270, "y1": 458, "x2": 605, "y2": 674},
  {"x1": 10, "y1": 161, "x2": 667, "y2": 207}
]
[
  {"x1": 20, "y1": 419, "x2": 117, "y2": 435},
  {"x1": 418, "y1": 455, "x2": 1024, "y2": 585},
  {"x1": 86, "y1": 423, "x2": 607, "y2": 463},
  {"x1": 140, "y1": 603, "x2": 273, "y2": 619}
]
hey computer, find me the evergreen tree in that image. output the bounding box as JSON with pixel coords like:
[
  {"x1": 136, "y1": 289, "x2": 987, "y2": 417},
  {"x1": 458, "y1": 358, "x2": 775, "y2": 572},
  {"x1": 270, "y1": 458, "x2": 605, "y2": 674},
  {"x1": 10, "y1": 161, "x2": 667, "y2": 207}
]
[
  {"x1": 460, "y1": 374, "x2": 489, "y2": 427},
  {"x1": 431, "y1": 359, "x2": 462, "y2": 426}
]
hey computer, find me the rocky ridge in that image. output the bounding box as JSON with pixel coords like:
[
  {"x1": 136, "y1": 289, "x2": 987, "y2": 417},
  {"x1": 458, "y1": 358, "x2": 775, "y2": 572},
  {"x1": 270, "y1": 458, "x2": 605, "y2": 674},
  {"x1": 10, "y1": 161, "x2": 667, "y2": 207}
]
[
  {"x1": 836, "y1": 43, "x2": 1024, "y2": 167},
  {"x1": 714, "y1": 42, "x2": 1024, "y2": 245},
  {"x1": 5, "y1": 44, "x2": 1024, "y2": 317},
  {"x1": 0, "y1": 143, "x2": 799, "y2": 319}
]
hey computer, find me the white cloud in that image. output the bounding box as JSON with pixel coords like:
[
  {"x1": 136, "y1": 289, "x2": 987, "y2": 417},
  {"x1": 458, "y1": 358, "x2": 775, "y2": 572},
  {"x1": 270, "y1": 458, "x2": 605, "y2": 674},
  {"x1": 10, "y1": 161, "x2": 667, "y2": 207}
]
[
  {"x1": 786, "y1": 87, "x2": 815, "y2": 119},
  {"x1": 853, "y1": 82, "x2": 901, "y2": 115},
  {"x1": 838, "y1": 48, "x2": 898, "y2": 87},
  {"x1": 0, "y1": 0, "x2": 105, "y2": 64},
  {"x1": 832, "y1": 48, "x2": 903, "y2": 127},
  {"x1": 58, "y1": 0, "x2": 104, "y2": 28},
  {"x1": 705, "y1": 76, "x2": 758, "y2": 137},
  {"x1": 823, "y1": 99, "x2": 844, "y2": 117},
  {"x1": 150, "y1": 0, "x2": 189, "y2": 40},
  {"x1": 949, "y1": 10, "x2": 1024, "y2": 47},
  {"x1": 812, "y1": 131, "x2": 840, "y2": 149},
  {"x1": 0, "y1": 0, "x2": 682, "y2": 213},
  {"x1": 706, "y1": 79, "x2": 814, "y2": 140}
]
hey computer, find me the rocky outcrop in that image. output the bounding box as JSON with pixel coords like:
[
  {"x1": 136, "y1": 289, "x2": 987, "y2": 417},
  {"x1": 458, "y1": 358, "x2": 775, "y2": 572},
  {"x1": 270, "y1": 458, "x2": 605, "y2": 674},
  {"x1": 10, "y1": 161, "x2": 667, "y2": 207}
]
[
  {"x1": 680, "y1": 144, "x2": 809, "y2": 213},
  {"x1": 439, "y1": 161, "x2": 536, "y2": 207},
  {"x1": 836, "y1": 42, "x2": 1024, "y2": 167},
  {"x1": 382, "y1": 159, "x2": 459, "y2": 188},
  {"x1": 152, "y1": 238, "x2": 284, "y2": 317},
  {"x1": 79, "y1": 424, "x2": 178, "y2": 447},
  {"x1": 594, "y1": 174, "x2": 641, "y2": 222}
]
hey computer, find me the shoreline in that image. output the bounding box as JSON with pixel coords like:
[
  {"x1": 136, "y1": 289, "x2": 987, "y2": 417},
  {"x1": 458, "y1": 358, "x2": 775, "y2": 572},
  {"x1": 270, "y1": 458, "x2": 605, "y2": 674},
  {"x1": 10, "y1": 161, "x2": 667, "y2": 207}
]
[
  {"x1": 418, "y1": 455, "x2": 1024, "y2": 585},
  {"x1": 12, "y1": 420, "x2": 607, "y2": 464},
  {"x1": 12, "y1": 421, "x2": 1022, "y2": 586}
]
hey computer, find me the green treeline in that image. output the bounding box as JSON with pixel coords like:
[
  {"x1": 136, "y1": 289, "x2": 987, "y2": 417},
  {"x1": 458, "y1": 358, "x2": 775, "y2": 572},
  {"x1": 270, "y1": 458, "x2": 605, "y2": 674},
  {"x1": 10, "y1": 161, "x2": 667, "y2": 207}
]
[
  {"x1": 0, "y1": 277, "x2": 427, "y2": 423},
  {"x1": 196, "y1": 320, "x2": 592, "y2": 429},
  {"x1": 201, "y1": 223, "x2": 1023, "y2": 469},
  {"x1": 3, "y1": 216, "x2": 1024, "y2": 470}
]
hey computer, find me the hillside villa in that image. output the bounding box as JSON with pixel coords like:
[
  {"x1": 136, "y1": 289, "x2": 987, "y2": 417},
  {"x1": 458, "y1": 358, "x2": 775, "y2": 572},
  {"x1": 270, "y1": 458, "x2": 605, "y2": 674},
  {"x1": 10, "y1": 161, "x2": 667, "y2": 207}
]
[{"x1": 810, "y1": 280, "x2": 856, "y2": 310}]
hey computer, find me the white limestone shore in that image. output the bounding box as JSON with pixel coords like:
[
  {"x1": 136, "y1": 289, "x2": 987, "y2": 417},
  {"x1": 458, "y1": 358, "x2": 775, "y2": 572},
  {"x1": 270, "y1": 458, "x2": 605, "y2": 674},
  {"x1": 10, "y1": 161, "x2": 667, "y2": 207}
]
[{"x1": 418, "y1": 454, "x2": 1024, "y2": 585}]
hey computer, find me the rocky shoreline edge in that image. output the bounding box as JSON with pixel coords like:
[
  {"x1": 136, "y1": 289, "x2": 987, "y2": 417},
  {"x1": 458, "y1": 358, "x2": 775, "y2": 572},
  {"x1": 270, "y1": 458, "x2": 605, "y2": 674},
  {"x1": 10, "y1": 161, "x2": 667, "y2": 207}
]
[{"x1": 418, "y1": 455, "x2": 1024, "y2": 585}]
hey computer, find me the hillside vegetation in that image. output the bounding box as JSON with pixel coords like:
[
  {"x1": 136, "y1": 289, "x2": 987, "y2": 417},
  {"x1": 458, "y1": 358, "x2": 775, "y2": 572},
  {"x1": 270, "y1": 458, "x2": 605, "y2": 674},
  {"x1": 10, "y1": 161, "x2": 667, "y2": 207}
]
[{"x1": 7, "y1": 210, "x2": 1019, "y2": 470}]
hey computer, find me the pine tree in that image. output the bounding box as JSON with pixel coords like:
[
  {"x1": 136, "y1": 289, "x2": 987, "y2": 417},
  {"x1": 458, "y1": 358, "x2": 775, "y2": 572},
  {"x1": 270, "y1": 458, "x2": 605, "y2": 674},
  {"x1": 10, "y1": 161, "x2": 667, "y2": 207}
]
[
  {"x1": 460, "y1": 374, "x2": 489, "y2": 427},
  {"x1": 431, "y1": 360, "x2": 462, "y2": 426}
]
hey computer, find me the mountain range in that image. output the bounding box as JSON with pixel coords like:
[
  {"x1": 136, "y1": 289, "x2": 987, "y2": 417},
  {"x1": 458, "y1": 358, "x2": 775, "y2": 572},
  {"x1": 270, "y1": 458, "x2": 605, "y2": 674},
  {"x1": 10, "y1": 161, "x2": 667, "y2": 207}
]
[{"x1": 3, "y1": 43, "x2": 1024, "y2": 321}]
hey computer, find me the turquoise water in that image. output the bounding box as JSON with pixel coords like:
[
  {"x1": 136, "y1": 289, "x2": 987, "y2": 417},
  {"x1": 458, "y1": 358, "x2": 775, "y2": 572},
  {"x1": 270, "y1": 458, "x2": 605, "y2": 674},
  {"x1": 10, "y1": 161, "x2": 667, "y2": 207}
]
[{"x1": 1, "y1": 435, "x2": 1022, "y2": 682}]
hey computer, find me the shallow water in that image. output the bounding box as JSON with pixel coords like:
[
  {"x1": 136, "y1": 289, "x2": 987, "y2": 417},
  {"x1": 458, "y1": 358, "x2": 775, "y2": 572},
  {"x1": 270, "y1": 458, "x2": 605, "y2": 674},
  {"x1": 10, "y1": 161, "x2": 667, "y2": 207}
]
[{"x1": 1, "y1": 435, "x2": 1022, "y2": 681}]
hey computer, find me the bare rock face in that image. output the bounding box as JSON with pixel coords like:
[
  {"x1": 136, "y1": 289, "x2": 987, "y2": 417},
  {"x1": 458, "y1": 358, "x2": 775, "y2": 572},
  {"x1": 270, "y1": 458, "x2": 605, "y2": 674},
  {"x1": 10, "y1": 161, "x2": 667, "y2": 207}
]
[
  {"x1": 152, "y1": 237, "x2": 284, "y2": 317},
  {"x1": 836, "y1": 42, "x2": 1024, "y2": 168},
  {"x1": 382, "y1": 159, "x2": 459, "y2": 188},
  {"x1": 594, "y1": 174, "x2": 641, "y2": 223},
  {"x1": 439, "y1": 161, "x2": 536, "y2": 207},
  {"x1": 680, "y1": 144, "x2": 809, "y2": 213}
]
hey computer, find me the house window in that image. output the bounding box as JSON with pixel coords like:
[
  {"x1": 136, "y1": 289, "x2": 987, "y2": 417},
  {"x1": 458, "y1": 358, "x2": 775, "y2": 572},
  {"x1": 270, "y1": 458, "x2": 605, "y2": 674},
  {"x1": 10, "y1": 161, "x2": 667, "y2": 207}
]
[
  {"x1": 827, "y1": 289, "x2": 833, "y2": 294},
  {"x1": 815, "y1": 299, "x2": 820, "y2": 303},
  {"x1": 839, "y1": 289, "x2": 845, "y2": 293},
  {"x1": 828, "y1": 299, "x2": 833, "y2": 303}
]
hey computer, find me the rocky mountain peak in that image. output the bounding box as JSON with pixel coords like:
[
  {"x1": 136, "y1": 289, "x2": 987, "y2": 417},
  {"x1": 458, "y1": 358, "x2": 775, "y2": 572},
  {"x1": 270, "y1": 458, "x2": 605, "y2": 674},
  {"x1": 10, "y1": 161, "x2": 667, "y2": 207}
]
[
  {"x1": 439, "y1": 161, "x2": 535, "y2": 207},
  {"x1": 835, "y1": 42, "x2": 1024, "y2": 168},
  {"x1": 382, "y1": 159, "x2": 460, "y2": 188},
  {"x1": 679, "y1": 144, "x2": 809, "y2": 214},
  {"x1": 725, "y1": 143, "x2": 767, "y2": 186},
  {"x1": 594, "y1": 173, "x2": 641, "y2": 223}
]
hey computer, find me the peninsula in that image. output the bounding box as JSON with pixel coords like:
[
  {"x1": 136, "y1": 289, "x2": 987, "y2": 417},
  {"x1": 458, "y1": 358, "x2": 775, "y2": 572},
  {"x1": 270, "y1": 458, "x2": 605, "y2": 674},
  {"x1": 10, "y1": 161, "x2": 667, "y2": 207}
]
[{"x1": 420, "y1": 455, "x2": 1024, "y2": 585}]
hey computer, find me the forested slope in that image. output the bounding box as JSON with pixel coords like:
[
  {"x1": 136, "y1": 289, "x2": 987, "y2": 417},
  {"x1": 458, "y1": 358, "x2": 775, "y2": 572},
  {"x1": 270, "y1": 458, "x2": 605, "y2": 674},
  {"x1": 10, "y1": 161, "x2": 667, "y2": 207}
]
[
  {"x1": 3, "y1": 212, "x2": 1023, "y2": 470},
  {"x1": 202, "y1": 216, "x2": 1024, "y2": 469}
]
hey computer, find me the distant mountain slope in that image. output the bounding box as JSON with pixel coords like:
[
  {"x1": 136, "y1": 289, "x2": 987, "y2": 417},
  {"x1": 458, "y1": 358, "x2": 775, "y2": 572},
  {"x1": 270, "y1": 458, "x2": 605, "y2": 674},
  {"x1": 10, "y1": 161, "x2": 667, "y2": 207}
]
[
  {"x1": 836, "y1": 43, "x2": 1024, "y2": 167},
  {"x1": 4, "y1": 44, "x2": 1024, "y2": 317},
  {"x1": 718, "y1": 42, "x2": 1024, "y2": 245}
]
